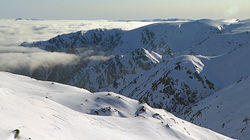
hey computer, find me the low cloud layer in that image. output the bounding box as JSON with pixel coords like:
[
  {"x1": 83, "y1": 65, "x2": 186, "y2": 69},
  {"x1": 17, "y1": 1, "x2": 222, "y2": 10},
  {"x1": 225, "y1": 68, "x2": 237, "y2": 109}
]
[
  {"x1": 0, "y1": 46, "x2": 79, "y2": 75},
  {"x1": 0, "y1": 19, "x2": 152, "y2": 46}
]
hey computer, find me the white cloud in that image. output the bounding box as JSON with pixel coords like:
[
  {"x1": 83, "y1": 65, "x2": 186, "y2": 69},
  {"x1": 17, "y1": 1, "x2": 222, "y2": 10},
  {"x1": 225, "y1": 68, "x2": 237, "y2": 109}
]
[{"x1": 0, "y1": 46, "x2": 80, "y2": 74}]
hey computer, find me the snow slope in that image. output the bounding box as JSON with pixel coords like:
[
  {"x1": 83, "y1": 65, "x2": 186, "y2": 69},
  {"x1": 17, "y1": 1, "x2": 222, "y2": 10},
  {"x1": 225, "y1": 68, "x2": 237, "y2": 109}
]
[
  {"x1": 0, "y1": 72, "x2": 230, "y2": 140},
  {"x1": 180, "y1": 76, "x2": 250, "y2": 140}
]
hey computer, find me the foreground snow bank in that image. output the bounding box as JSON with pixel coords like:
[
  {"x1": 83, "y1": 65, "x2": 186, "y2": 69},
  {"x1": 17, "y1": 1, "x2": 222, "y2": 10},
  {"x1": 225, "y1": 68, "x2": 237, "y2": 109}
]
[{"x1": 0, "y1": 72, "x2": 230, "y2": 140}]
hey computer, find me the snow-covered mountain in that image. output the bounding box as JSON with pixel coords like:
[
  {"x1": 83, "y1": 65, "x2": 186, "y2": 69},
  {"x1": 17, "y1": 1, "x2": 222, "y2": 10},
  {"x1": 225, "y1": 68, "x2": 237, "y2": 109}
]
[
  {"x1": 0, "y1": 72, "x2": 230, "y2": 140},
  {"x1": 20, "y1": 19, "x2": 250, "y2": 112},
  {"x1": 1, "y1": 18, "x2": 250, "y2": 139}
]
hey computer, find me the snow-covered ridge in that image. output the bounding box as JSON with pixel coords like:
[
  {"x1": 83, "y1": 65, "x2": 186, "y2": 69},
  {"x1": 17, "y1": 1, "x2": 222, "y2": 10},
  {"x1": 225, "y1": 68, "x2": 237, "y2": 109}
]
[
  {"x1": 102, "y1": 54, "x2": 215, "y2": 114},
  {"x1": 0, "y1": 72, "x2": 230, "y2": 140},
  {"x1": 21, "y1": 19, "x2": 250, "y2": 56}
]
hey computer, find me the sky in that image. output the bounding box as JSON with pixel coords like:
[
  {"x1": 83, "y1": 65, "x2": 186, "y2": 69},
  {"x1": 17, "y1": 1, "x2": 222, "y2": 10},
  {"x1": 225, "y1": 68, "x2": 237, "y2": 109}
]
[{"x1": 0, "y1": 0, "x2": 249, "y2": 20}]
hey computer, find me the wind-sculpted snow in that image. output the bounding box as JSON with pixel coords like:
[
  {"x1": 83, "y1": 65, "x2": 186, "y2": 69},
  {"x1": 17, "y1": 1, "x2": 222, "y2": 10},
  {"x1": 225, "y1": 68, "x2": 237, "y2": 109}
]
[{"x1": 0, "y1": 72, "x2": 231, "y2": 140}]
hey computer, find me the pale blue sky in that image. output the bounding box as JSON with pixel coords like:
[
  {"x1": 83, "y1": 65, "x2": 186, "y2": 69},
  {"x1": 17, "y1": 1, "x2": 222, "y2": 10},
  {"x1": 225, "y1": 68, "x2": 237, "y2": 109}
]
[{"x1": 0, "y1": 0, "x2": 249, "y2": 19}]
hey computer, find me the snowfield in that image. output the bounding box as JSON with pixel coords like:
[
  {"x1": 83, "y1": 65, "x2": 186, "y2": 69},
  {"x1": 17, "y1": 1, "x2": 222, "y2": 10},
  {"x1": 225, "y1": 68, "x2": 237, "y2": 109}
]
[{"x1": 0, "y1": 72, "x2": 230, "y2": 140}]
